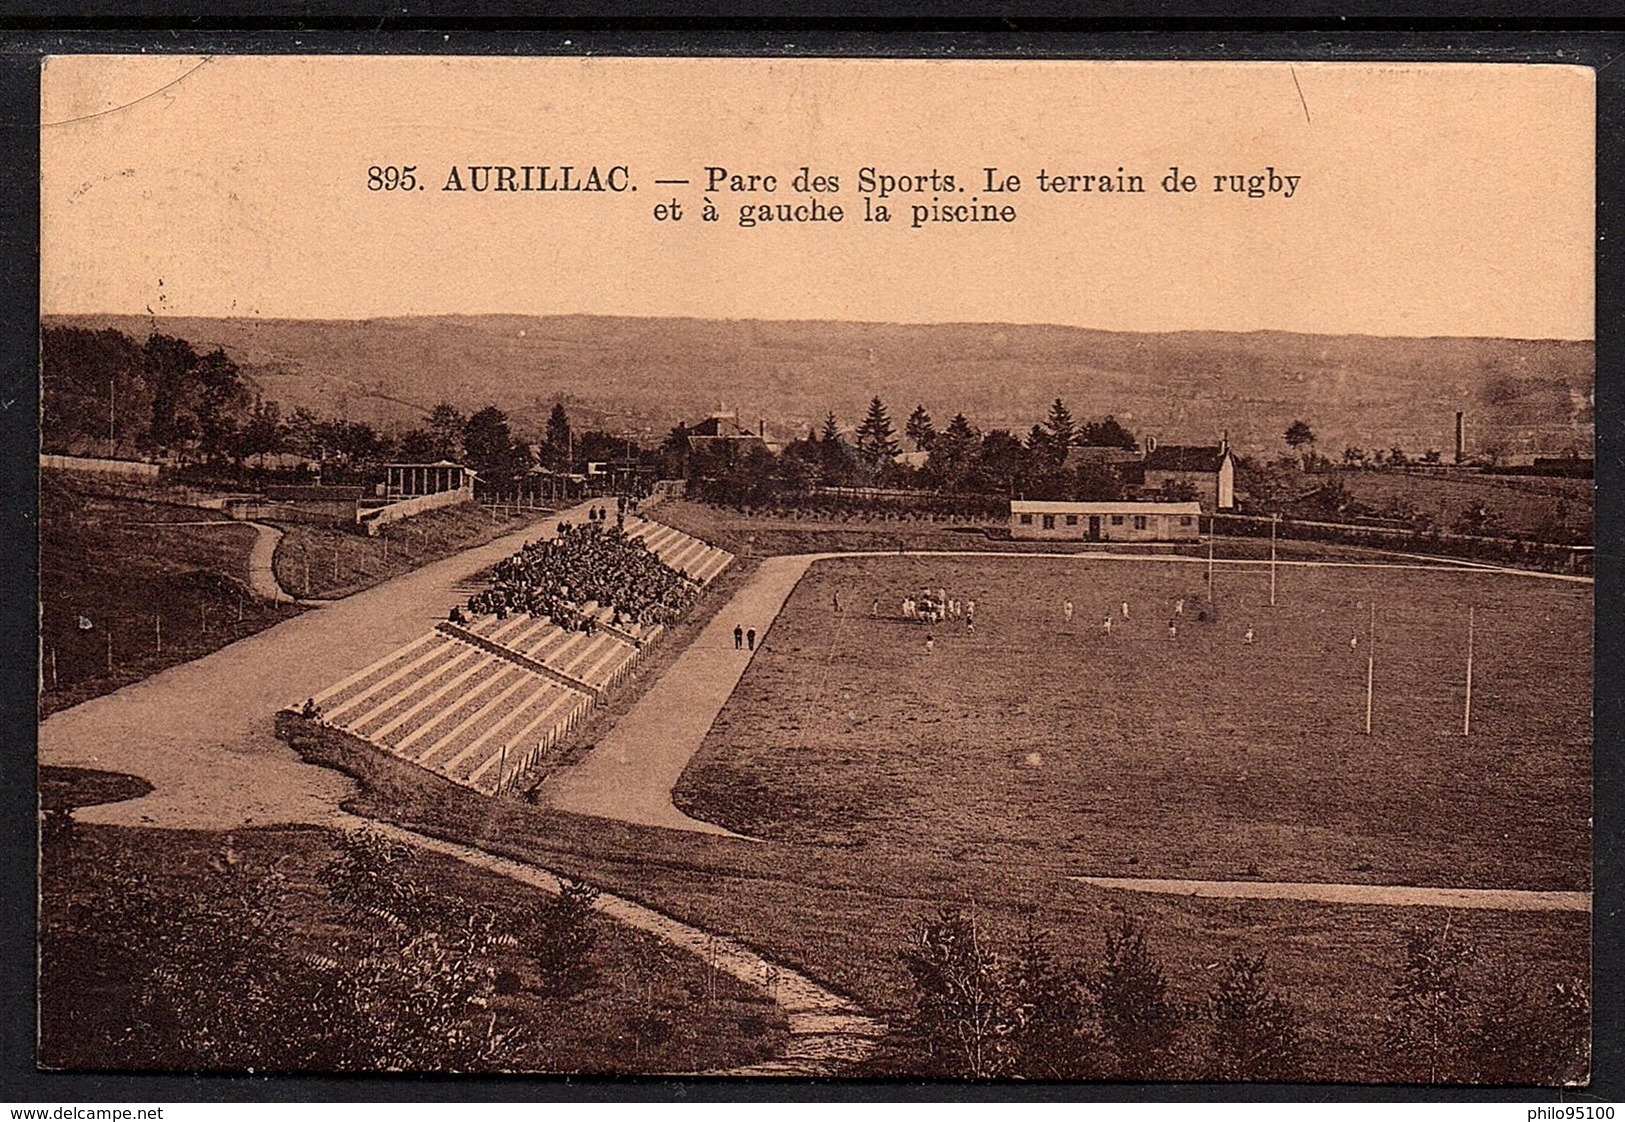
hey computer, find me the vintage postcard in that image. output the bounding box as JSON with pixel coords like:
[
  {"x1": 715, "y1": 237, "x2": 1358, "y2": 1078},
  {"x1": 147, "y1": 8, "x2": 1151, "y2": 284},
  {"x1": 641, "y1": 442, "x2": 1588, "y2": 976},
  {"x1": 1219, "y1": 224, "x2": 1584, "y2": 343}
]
[{"x1": 36, "y1": 55, "x2": 1593, "y2": 1082}]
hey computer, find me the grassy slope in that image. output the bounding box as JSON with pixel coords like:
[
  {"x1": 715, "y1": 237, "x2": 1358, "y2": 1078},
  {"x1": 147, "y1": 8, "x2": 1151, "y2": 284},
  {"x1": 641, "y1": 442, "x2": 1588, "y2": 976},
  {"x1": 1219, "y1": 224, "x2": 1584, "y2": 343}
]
[
  {"x1": 272, "y1": 503, "x2": 553, "y2": 600},
  {"x1": 38, "y1": 472, "x2": 304, "y2": 715},
  {"x1": 1337, "y1": 470, "x2": 1594, "y2": 540},
  {"x1": 38, "y1": 813, "x2": 788, "y2": 1074}
]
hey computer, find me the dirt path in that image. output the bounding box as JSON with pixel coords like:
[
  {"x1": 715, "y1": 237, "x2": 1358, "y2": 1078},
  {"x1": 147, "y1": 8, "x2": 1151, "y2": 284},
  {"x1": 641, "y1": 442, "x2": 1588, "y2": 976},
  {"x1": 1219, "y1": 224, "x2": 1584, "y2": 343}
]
[
  {"x1": 539, "y1": 553, "x2": 816, "y2": 834},
  {"x1": 245, "y1": 521, "x2": 293, "y2": 603},
  {"x1": 363, "y1": 820, "x2": 884, "y2": 1075},
  {"x1": 1070, "y1": 876, "x2": 1591, "y2": 912}
]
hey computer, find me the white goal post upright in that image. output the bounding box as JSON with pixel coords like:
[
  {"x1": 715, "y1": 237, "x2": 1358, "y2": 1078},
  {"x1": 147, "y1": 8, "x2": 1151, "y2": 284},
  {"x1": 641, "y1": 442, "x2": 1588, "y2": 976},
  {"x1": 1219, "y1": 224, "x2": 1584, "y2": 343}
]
[
  {"x1": 1463, "y1": 605, "x2": 1476, "y2": 737},
  {"x1": 1364, "y1": 600, "x2": 1376, "y2": 736},
  {"x1": 1270, "y1": 514, "x2": 1278, "y2": 607}
]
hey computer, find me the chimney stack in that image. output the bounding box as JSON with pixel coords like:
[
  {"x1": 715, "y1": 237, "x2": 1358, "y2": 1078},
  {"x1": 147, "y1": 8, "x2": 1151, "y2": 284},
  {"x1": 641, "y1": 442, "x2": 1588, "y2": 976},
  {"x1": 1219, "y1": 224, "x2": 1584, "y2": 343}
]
[{"x1": 1455, "y1": 411, "x2": 1466, "y2": 464}]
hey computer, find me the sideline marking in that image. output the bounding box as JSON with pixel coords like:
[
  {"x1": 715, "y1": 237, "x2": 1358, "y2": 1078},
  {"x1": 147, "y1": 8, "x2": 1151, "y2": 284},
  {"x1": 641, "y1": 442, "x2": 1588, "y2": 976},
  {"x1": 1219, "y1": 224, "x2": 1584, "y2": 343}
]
[{"x1": 1070, "y1": 875, "x2": 1591, "y2": 912}]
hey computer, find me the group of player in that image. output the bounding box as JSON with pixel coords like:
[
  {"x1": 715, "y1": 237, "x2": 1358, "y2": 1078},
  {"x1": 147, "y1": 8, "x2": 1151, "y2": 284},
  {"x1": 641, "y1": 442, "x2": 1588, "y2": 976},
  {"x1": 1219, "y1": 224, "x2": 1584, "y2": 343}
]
[
  {"x1": 897, "y1": 588, "x2": 976, "y2": 630},
  {"x1": 870, "y1": 580, "x2": 1265, "y2": 655},
  {"x1": 1062, "y1": 593, "x2": 1260, "y2": 645}
]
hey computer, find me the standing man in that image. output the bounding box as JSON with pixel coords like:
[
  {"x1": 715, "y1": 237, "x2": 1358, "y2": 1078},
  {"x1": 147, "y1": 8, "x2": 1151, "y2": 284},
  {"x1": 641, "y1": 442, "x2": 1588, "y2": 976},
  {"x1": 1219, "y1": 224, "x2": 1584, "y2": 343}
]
[
  {"x1": 925, "y1": 633, "x2": 935, "y2": 654},
  {"x1": 1064, "y1": 599, "x2": 1074, "y2": 623},
  {"x1": 734, "y1": 624, "x2": 744, "y2": 650},
  {"x1": 1122, "y1": 601, "x2": 1131, "y2": 619},
  {"x1": 747, "y1": 628, "x2": 757, "y2": 651}
]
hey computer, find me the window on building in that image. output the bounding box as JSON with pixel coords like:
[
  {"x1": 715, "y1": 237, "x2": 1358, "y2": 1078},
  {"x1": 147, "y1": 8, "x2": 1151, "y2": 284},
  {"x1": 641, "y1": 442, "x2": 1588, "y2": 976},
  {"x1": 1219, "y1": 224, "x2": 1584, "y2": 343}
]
[
  {"x1": 1180, "y1": 515, "x2": 1193, "y2": 527},
  {"x1": 1019, "y1": 513, "x2": 1033, "y2": 525},
  {"x1": 1042, "y1": 514, "x2": 1056, "y2": 530},
  {"x1": 1134, "y1": 515, "x2": 1147, "y2": 530},
  {"x1": 1065, "y1": 514, "x2": 1079, "y2": 526},
  {"x1": 1111, "y1": 515, "x2": 1125, "y2": 526}
]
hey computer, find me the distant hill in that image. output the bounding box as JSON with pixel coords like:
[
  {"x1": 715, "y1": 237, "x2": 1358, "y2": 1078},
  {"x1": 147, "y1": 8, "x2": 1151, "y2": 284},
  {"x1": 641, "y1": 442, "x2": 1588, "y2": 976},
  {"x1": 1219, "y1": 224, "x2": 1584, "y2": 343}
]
[{"x1": 44, "y1": 314, "x2": 1594, "y2": 459}]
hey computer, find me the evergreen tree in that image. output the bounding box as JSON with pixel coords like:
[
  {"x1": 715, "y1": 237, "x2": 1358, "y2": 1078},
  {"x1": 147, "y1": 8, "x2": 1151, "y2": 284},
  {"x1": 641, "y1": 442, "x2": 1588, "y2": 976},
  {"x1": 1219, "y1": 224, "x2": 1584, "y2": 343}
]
[
  {"x1": 1008, "y1": 915, "x2": 1098, "y2": 1079},
  {"x1": 545, "y1": 403, "x2": 573, "y2": 469},
  {"x1": 1044, "y1": 397, "x2": 1076, "y2": 459},
  {"x1": 905, "y1": 404, "x2": 937, "y2": 452},
  {"x1": 927, "y1": 412, "x2": 980, "y2": 490},
  {"x1": 818, "y1": 411, "x2": 852, "y2": 485},
  {"x1": 464, "y1": 406, "x2": 531, "y2": 483},
  {"x1": 900, "y1": 906, "x2": 1012, "y2": 1079},
  {"x1": 854, "y1": 396, "x2": 899, "y2": 475},
  {"x1": 1025, "y1": 423, "x2": 1053, "y2": 461},
  {"x1": 1207, "y1": 952, "x2": 1301, "y2": 1081},
  {"x1": 1088, "y1": 916, "x2": 1175, "y2": 1077}
]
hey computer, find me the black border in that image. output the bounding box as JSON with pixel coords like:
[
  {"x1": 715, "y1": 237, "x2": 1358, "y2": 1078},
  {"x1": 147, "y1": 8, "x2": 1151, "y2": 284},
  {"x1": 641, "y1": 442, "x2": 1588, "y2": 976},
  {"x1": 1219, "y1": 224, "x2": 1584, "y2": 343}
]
[{"x1": 1, "y1": 26, "x2": 1617, "y2": 1106}]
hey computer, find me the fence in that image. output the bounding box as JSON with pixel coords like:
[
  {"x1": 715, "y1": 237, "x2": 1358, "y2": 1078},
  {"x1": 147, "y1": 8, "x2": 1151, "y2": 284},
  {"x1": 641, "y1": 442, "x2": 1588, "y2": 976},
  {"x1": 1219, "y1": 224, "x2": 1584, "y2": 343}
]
[{"x1": 39, "y1": 453, "x2": 160, "y2": 480}]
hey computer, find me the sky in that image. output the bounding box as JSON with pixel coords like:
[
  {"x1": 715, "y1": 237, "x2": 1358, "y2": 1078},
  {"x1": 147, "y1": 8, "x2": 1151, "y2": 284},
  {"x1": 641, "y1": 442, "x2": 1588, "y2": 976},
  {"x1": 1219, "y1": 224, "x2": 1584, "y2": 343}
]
[{"x1": 40, "y1": 55, "x2": 1595, "y2": 340}]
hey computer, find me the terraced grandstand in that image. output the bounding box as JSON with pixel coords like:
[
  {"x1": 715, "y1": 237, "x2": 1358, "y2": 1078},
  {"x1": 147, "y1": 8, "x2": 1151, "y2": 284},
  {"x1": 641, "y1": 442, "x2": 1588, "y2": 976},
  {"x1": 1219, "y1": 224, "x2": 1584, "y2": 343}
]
[
  {"x1": 625, "y1": 515, "x2": 733, "y2": 584},
  {"x1": 302, "y1": 515, "x2": 732, "y2": 794}
]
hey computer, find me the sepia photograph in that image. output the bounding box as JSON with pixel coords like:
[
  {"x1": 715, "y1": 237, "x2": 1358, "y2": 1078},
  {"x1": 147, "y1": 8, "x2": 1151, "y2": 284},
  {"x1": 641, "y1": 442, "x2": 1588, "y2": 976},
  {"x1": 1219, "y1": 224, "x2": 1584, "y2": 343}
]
[{"x1": 33, "y1": 54, "x2": 1594, "y2": 1084}]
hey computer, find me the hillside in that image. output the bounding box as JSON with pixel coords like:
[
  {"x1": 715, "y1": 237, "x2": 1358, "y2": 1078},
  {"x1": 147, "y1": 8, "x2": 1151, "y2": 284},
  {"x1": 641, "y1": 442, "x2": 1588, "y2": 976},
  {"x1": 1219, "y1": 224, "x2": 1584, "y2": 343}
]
[{"x1": 44, "y1": 314, "x2": 1594, "y2": 459}]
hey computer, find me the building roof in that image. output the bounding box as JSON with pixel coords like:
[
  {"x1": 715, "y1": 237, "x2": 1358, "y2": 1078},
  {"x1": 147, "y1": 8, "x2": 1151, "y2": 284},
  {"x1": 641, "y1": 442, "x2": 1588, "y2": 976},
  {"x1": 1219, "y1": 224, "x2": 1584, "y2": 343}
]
[
  {"x1": 1142, "y1": 445, "x2": 1231, "y2": 473},
  {"x1": 1010, "y1": 499, "x2": 1201, "y2": 516},
  {"x1": 686, "y1": 412, "x2": 759, "y2": 439}
]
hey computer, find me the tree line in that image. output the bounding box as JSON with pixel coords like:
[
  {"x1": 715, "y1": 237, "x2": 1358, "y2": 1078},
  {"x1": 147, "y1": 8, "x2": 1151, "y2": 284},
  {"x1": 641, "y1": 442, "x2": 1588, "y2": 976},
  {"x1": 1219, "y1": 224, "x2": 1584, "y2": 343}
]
[
  {"x1": 41, "y1": 326, "x2": 653, "y2": 488},
  {"x1": 897, "y1": 907, "x2": 1588, "y2": 1084},
  {"x1": 680, "y1": 396, "x2": 1147, "y2": 509}
]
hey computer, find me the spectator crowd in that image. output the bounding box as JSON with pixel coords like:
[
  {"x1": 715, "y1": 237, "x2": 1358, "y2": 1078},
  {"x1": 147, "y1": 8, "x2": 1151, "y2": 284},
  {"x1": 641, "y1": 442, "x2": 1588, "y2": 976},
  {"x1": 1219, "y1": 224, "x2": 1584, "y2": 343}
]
[{"x1": 465, "y1": 520, "x2": 698, "y2": 632}]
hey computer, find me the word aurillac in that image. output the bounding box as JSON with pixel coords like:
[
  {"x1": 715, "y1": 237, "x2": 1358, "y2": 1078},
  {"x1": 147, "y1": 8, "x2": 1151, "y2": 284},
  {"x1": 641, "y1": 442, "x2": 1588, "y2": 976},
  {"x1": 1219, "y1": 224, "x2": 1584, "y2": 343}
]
[{"x1": 440, "y1": 165, "x2": 632, "y2": 192}]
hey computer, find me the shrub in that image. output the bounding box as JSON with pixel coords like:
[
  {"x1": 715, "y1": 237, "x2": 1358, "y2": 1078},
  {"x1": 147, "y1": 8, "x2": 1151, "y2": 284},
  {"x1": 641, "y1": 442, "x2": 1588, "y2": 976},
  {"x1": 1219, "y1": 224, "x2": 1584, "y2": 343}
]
[
  {"x1": 1206, "y1": 952, "x2": 1302, "y2": 1081},
  {"x1": 1087, "y1": 915, "x2": 1176, "y2": 1077},
  {"x1": 527, "y1": 877, "x2": 603, "y2": 998},
  {"x1": 1006, "y1": 915, "x2": 1101, "y2": 1080},
  {"x1": 900, "y1": 905, "x2": 1013, "y2": 1078},
  {"x1": 318, "y1": 828, "x2": 439, "y2": 931},
  {"x1": 1387, "y1": 921, "x2": 1475, "y2": 1083}
]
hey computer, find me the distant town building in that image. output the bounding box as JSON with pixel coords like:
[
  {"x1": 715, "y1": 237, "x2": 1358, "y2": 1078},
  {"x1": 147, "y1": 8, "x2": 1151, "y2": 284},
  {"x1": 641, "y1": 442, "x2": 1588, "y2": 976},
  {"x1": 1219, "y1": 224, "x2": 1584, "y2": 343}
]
[
  {"x1": 684, "y1": 410, "x2": 773, "y2": 455},
  {"x1": 1010, "y1": 500, "x2": 1202, "y2": 542},
  {"x1": 1140, "y1": 439, "x2": 1237, "y2": 512}
]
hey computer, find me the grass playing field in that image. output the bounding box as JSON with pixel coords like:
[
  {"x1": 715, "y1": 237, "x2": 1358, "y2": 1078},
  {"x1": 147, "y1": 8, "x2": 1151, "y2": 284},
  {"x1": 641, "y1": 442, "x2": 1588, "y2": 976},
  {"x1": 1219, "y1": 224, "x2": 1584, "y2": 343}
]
[
  {"x1": 267, "y1": 514, "x2": 1592, "y2": 1081},
  {"x1": 675, "y1": 554, "x2": 1591, "y2": 893}
]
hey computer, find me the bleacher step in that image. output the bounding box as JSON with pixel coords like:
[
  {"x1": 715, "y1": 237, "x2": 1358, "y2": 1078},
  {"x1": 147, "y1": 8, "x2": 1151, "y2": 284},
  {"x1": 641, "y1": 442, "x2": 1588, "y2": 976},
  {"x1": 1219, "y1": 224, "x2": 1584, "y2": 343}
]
[{"x1": 436, "y1": 620, "x2": 602, "y2": 699}]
